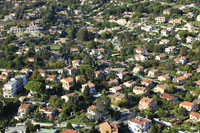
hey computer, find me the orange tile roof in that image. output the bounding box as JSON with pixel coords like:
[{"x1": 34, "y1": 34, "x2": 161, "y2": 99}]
[
  {"x1": 180, "y1": 101, "x2": 195, "y2": 107},
  {"x1": 160, "y1": 93, "x2": 175, "y2": 100},
  {"x1": 130, "y1": 117, "x2": 151, "y2": 125},
  {"x1": 111, "y1": 86, "x2": 122, "y2": 91},
  {"x1": 88, "y1": 105, "x2": 96, "y2": 111},
  {"x1": 176, "y1": 76, "x2": 186, "y2": 81},
  {"x1": 47, "y1": 75, "x2": 56, "y2": 79},
  {"x1": 195, "y1": 80, "x2": 200, "y2": 85},
  {"x1": 19, "y1": 103, "x2": 30, "y2": 110},
  {"x1": 63, "y1": 77, "x2": 73, "y2": 82},
  {"x1": 100, "y1": 122, "x2": 111, "y2": 131},
  {"x1": 141, "y1": 79, "x2": 153, "y2": 84},
  {"x1": 133, "y1": 86, "x2": 147, "y2": 91},
  {"x1": 139, "y1": 97, "x2": 154, "y2": 105},
  {"x1": 190, "y1": 112, "x2": 200, "y2": 119},
  {"x1": 62, "y1": 129, "x2": 77, "y2": 133}
]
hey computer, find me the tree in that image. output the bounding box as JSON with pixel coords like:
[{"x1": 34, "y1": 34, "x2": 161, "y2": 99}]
[
  {"x1": 83, "y1": 86, "x2": 90, "y2": 100},
  {"x1": 178, "y1": 107, "x2": 187, "y2": 116},
  {"x1": 66, "y1": 122, "x2": 73, "y2": 129},
  {"x1": 95, "y1": 96, "x2": 111, "y2": 121},
  {"x1": 101, "y1": 32, "x2": 110, "y2": 39},
  {"x1": 178, "y1": 30, "x2": 189, "y2": 43},
  {"x1": 167, "y1": 84, "x2": 176, "y2": 93},
  {"x1": 89, "y1": 124, "x2": 96, "y2": 133},
  {"x1": 184, "y1": 92, "x2": 194, "y2": 102},
  {"x1": 77, "y1": 28, "x2": 93, "y2": 41},
  {"x1": 25, "y1": 80, "x2": 44, "y2": 93},
  {"x1": 157, "y1": 108, "x2": 166, "y2": 118}
]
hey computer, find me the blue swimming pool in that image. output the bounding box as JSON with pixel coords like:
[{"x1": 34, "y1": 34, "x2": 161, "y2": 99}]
[{"x1": 93, "y1": 94, "x2": 102, "y2": 98}]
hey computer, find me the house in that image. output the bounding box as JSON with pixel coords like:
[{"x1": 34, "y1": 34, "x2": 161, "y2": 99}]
[
  {"x1": 87, "y1": 105, "x2": 96, "y2": 119},
  {"x1": 70, "y1": 48, "x2": 79, "y2": 53},
  {"x1": 117, "y1": 72, "x2": 129, "y2": 79},
  {"x1": 158, "y1": 75, "x2": 171, "y2": 81},
  {"x1": 128, "y1": 116, "x2": 152, "y2": 133},
  {"x1": 190, "y1": 112, "x2": 200, "y2": 123},
  {"x1": 135, "y1": 54, "x2": 148, "y2": 62},
  {"x1": 155, "y1": 54, "x2": 167, "y2": 61},
  {"x1": 104, "y1": 68, "x2": 113, "y2": 75},
  {"x1": 174, "y1": 76, "x2": 187, "y2": 84},
  {"x1": 61, "y1": 77, "x2": 73, "y2": 90},
  {"x1": 61, "y1": 93, "x2": 78, "y2": 102},
  {"x1": 99, "y1": 122, "x2": 118, "y2": 133},
  {"x1": 108, "y1": 93, "x2": 125, "y2": 102},
  {"x1": 141, "y1": 79, "x2": 154, "y2": 87},
  {"x1": 62, "y1": 129, "x2": 77, "y2": 133},
  {"x1": 183, "y1": 73, "x2": 192, "y2": 79},
  {"x1": 161, "y1": 29, "x2": 169, "y2": 36},
  {"x1": 100, "y1": 60, "x2": 112, "y2": 66},
  {"x1": 174, "y1": 56, "x2": 187, "y2": 65},
  {"x1": 72, "y1": 60, "x2": 80, "y2": 67},
  {"x1": 4, "y1": 13, "x2": 15, "y2": 21},
  {"x1": 160, "y1": 93, "x2": 178, "y2": 101},
  {"x1": 141, "y1": 25, "x2": 157, "y2": 32},
  {"x1": 195, "y1": 80, "x2": 200, "y2": 88},
  {"x1": 38, "y1": 69, "x2": 46, "y2": 77},
  {"x1": 123, "y1": 80, "x2": 136, "y2": 88},
  {"x1": 35, "y1": 46, "x2": 44, "y2": 52},
  {"x1": 18, "y1": 103, "x2": 31, "y2": 117},
  {"x1": 186, "y1": 36, "x2": 196, "y2": 43},
  {"x1": 133, "y1": 66, "x2": 144, "y2": 74},
  {"x1": 169, "y1": 19, "x2": 182, "y2": 24},
  {"x1": 75, "y1": 75, "x2": 86, "y2": 82},
  {"x1": 165, "y1": 46, "x2": 176, "y2": 53},
  {"x1": 108, "y1": 79, "x2": 119, "y2": 87},
  {"x1": 116, "y1": 19, "x2": 127, "y2": 25},
  {"x1": 159, "y1": 39, "x2": 170, "y2": 45},
  {"x1": 0, "y1": 69, "x2": 14, "y2": 80},
  {"x1": 153, "y1": 84, "x2": 168, "y2": 94},
  {"x1": 94, "y1": 71, "x2": 104, "y2": 78},
  {"x1": 81, "y1": 82, "x2": 96, "y2": 94},
  {"x1": 179, "y1": 101, "x2": 199, "y2": 112},
  {"x1": 155, "y1": 16, "x2": 166, "y2": 24},
  {"x1": 46, "y1": 75, "x2": 56, "y2": 82},
  {"x1": 135, "y1": 48, "x2": 148, "y2": 54},
  {"x1": 91, "y1": 48, "x2": 105, "y2": 55},
  {"x1": 197, "y1": 67, "x2": 200, "y2": 73},
  {"x1": 109, "y1": 86, "x2": 122, "y2": 93},
  {"x1": 74, "y1": 10, "x2": 81, "y2": 15},
  {"x1": 133, "y1": 86, "x2": 148, "y2": 95},
  {"x1": 64, "y1": 66, "x2": 76, "y2": 75},
  {"x1": 138, "y1": 97, "x2": 157, "y2": 110},
  {"x1": 39, "y1": 107, "x2": 58, "y2": 119},
  {"x1": 27, "y1": 57, "x2": 35, "y2": 62},
  {"x1": 147, "y1": 69, "x2": 159, "y2": 78},
  {"x1": 20, "y1": 68, "x2": 30, "y2": 76}
]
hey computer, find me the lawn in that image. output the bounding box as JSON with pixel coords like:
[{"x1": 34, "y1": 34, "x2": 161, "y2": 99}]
[
  {"x1": 42, "y1": 45, "x2": 61, "y2": 50},
  {"x1": 25, "y1": 9, "x2": 34, "y2": 12},
  {"x1": 193, "y1": 21, "x2": 200, "y2": 26},
  {"x1": 67, "y1": 113, "x2": 93, "y2": 126}
]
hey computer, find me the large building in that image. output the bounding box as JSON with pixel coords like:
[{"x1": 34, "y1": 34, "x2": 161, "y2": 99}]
[
  {"x1": 128, "y1": 116, "x2": 152, "y2": 133},
  {"x1": 99, "y1": 121, "x2": 118, "y2": 133},
  {"x1": 138, "y1": 97, "x2": 157, "y2": 110},
  {"x1": 3, "y1": 75, "x2": 27, "y2": 98}
]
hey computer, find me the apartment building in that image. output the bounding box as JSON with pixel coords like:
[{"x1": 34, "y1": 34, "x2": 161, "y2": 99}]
[
  {"x1": 3, "y1": 75, "x2": 27, "y2": 98},
  {"x1": 128, "y1": 116, "x2": 152, "y2": 133}
]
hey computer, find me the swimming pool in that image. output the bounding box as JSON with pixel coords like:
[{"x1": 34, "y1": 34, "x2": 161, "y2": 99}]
[{"x1": 93, "y1": 94, "x2": 102, "y2": 98}]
